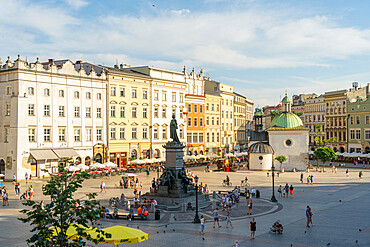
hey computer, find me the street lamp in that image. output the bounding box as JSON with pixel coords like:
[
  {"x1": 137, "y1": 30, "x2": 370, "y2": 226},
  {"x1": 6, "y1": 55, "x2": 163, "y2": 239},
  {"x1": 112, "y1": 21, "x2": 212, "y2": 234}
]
[
  {"x1": 271, "y1": 162, "x2": 278, "y2": 202},
  {"x1": 193, "y1": 175, "x2": 200, "y2": 223}
]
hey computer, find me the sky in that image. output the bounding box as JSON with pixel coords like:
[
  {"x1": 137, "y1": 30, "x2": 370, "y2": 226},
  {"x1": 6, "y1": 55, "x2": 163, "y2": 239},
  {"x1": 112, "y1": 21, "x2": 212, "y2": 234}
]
[{"x1": 2, "y1": 0, "x2": 370, "y2": 107}]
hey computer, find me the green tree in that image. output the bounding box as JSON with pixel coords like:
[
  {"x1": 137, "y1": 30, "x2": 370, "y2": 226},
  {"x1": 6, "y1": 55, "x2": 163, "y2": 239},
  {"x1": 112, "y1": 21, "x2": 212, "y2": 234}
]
[
  {"x1": 19, "y1": 159, "x2": 106, "y2": 246},
  {"x1": 314, "y1": 147, "x2": 337, "y2": 172},
  {"x1": 313, "y1": 125, "x2": 339, "y2": 147},
  {"x1": 275, "y1": 155, "x2": 287, "y2": 171},
  {"x1": 270, "y1": 109, "x2": 281, "y2": 118}
]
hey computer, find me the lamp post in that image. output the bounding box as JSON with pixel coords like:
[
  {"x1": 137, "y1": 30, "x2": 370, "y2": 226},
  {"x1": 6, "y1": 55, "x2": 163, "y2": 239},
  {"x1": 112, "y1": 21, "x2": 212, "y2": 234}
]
[
  {"x1": 193, "y1": 175, "x2": 200, "y2": 223},
  {"x1": 271, "y1": 162, "x2": 277, "y2": 202}
]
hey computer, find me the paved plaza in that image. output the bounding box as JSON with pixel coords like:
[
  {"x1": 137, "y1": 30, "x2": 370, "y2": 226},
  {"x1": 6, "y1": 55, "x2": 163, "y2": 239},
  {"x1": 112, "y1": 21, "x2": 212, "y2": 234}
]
[{"x1": 1, "y1": 167, "x2": 370, "y2": 246}]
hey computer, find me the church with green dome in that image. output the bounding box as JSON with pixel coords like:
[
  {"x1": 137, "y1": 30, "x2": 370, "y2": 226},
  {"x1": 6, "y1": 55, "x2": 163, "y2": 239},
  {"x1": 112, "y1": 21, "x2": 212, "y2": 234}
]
[{"x1": 266, "y1": 94, "x2": 309, "y2": 171}]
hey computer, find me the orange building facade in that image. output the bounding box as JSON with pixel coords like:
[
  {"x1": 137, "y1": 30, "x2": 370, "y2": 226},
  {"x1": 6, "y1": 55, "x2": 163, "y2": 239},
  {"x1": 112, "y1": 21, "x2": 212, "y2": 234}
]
[{"x1": 185, "y1": 98, "x2": 205, "y2": 155}]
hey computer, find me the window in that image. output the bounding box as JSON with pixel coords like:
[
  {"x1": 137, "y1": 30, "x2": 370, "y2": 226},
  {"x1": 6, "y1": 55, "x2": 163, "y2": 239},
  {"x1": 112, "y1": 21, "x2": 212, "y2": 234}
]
[
  {"x1": 206, "y1": 117, "x2": 209, "y2": 125},
  {"x1": 226, "y1": 99, "x2": 228, "y2": 105},
  {"x1": 212, "y1": 133, "x2": 215, "y2": 142},
  {"x1": 154, "y1": 108, "x2": 159, "y2": 118},
  {"x1": 194, "y1": 104, "x2": 198, "y2": 113},
  {"x1": 285, "y1": 139, "x2": 292, "y2": 146},
  {"x1": 216, "y1": 104, "x2": 219, "y2": 111},
  {"x1": 206, "y1": 103, "x2": 209, "y2": 111},
  {"x1": 28, "y1": 104, "x2": 34, "y2": 116},
  {"x1": 119, "y1": 127, "x2": 125, "y2": 139},
  {"x1": 143, "y1": 108, "x2": 148, "y2": 118},
  {"x1": 226, "y1": 111, "x2": 228, "y2": 118},
  {"x1": 44, "y1": 88, "x2": 50, "y2": 96},
  {"x1": 211, "y1": 104, "x2": 214, "y2": 111},
  {"x1": 4, "y1": 103, "x2": 11, "y2": 116},
  {"x1": 207, "y1": 133, "x2": 210, "y2": 142},
  {"x1": 132, "y1": 89, "x2": 137, "y2": 98},
  {"x1": 194, "y1": 118, "x2": 198, "y2": 127},
  {"x1": 180, "y1": 109, "x2": 183, "y2": 118},
  {"x1": 6, "y1": 86, "x2": 11, "y2": 95},
  {"x1": 162, "y1": 127, "x2": 167, "y2": 139},
  {"x1": 120, "y1": 87, "x2": 125, "y2": 97},
  {"x1": 221, "y1": 111, "x2": 224, "y2": 118},
  {"x1": 154, "y1": 91, "x2": 159, "y2": 100},
  {"x1": 217, "y1": 133, "x2": 220, "y2": 142},
  {"x1": 162, "y1": 108, "x2": 166, "y2": 118},
  {"x1": 111, "y1": 87, "x2": 116, "y2": 96},
  {"x1": 162, "y1": 92, "x2": 167, "y2": 101},
  {"x1": 199, "y1": 133, "x2": 204, "y2": 143},
  {"x1": 97, "y1": 93, "x2": 102, "y2": 100},
  {"x1": 28, "y1": 87, "x2": 34, "y2": 95},
  {"x1": 110, "y1": 106, "x2": 116, "y2": 117},
  {"x1": 74, "y1": 107, "x2": 80, "y2": 117},
  {"x1": 110, "y1": 127, "x2": 116, "y2": 140},
  {"x1": 211, "y1": 117, "x2": 214, "y2": 125},
  {"x1": 4, "y1": 127, "x2": 9, "y2": 143},
  {"x1": 44, "y1": 128, "x2": 51, "y2": 142},
  {"x1": 365, "y1": 130, "x2": 370, "y2": 140},
  {"x1": 143, "y1": 128, "x2": 148, "y2": 139},
  {"x1": 187, "y1": 133, "x2": 192, "y2": 143},
  {"x1": 74, "y1": 129, "x2": 81, "y2": 141},
  {"x1": 97, "y1": 108, "x2": 102, "y2": 118},
  {"x1": 179, "y1": 128, "x2": 184, "y2": 139},
  {"x1": 217, "y1": 117, "x2": 220, "y2": 125},
  {"x1": 132, "y1": 107, "x2": 137, "y2": 118},
  {"x1": 193, "y1": 133, "x2": 198, "y2": 143},
  {"x1": 172, "y1": 92, "x2": 176, "y2": 102},
  {"x1": 154, "y1": 128, "x2": 158, "y2": 139},
  {"x1": 96, "y1": 129, "x2": 102, "y2": 141},
  {"x1": 120, "y1": 106, "x2": 125, "y2": 118},
  {"x1": 143, "y1": 90, "x2": 148, "y2": 99},
  {"x1": 59, "y1": 106, "x2": 65, "y2": 117},
  {"x1": 132, "y1": 127, "x2": 137, "y2": 139},
  {"x1": 356, "y1": 116, "x2": 360, "y2": 125},
  {"x1": 179, "y1": 94, "x2": 184, "y2": 103},
  {"x1": 350, "y1": 130, "x2": 355, "y2": 140},
  {"x1": 188, "y1": 104, "x2": 191, "y2": 113},
  {"x1": 188, "y1": 117, "x2": 191, "y2": 126},
  {"x1": 86, "y1": 107, "x2": 91, "y2": 118},
  {"x1": 28, "y1": 128, "x2": 35, "y2": 142},
  {"x1": 86, "y1": 92, "x2": 91, "y2": 99},
  {"x1": 172, "y1": 109, "x2": 176, "y2": 118},
  {"x1": 214, "y1": 86, "x2": 217, "y2": 91},
  {"x1": 59, "y1": 128, "x2": 66, "y2": 142},
  {"x1": 200, "y1": 118, "x2": 203, "y2": 126},
  {"x1": 366, "y1": 116, "x2": 370, "y2": 124},
  {"x1": 356, "y1": 129, "x2": 361, "y2": 139},
  {"x1": 44, "y1": 105, "x2": 50, "y2": 116},
  {"x1": 86, "y1": 129, "x2": 92, "y2": 141},
  {"x1": 200, "y1": 105, "x2": 203, "y2": 113},
  {"x1": 74, "y1": 91, "x2": 79, "y2": 99}
]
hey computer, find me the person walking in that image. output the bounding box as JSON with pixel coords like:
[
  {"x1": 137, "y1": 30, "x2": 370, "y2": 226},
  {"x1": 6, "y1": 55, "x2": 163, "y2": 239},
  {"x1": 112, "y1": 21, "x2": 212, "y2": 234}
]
[
  {"x1": 250, "y1": 218, "x2": 256, "y2": 240},
  {"x1": 346, "y1": 169, "x2": 349, "y2": 177},
  {"x1": 14, "y1": 183, "x2": 19, "y2": 196},
  {"x1": 278, "y1": 185, "x2": 282, "y2": 198},
  {"x1": 248, "y1": 198, "x2": 253, "y2": 215},
  {"x1": 310, "y1": 175, "x2": 314, "y2": 184},
  {"x1": 213, "y1": 208, "x2": 221, "y2": 228},
  {"x1": 226, "y1": 210, "x2": 233, "y2": 228},
  {"x1": 359, "y1": 171, "x2": 363, "y2": 179},
  {"x1": 307, "y1": 175, "x2": 310, "y2": 185},
  {"x1": 306, "y1": 206, "x2": 313, "y2": 227},
  {"x1": 200, "y1": 215, "x2": 205, "y2": 235},
  {"x1": 13, "y1": 173, "x2": 16, "y2": 183},
  {"x1": 25, "y1": 172, "x2": 28, "y2": 184},
  {"x1": 290, "y1": 184, "x2": 294, "y2": 197},
  {"x1": 284, "y1": 183, "x2": 289, "y2": 197},
  {"x1": 300, "y1": 172, "x2": 304, "y2": 183}
]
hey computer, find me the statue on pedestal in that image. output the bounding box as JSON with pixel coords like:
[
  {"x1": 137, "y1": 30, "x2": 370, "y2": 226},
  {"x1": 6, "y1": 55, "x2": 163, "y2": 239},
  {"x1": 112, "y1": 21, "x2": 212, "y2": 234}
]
[{"x1": 170, "y1": 114, "x2": 181, "y2": 143}]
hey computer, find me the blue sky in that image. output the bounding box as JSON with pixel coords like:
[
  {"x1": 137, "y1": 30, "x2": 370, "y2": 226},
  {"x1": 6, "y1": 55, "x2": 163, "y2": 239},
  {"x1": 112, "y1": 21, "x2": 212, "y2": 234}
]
[{"x1": 2, "y1": 0, "x2": 370, "y2": 106}]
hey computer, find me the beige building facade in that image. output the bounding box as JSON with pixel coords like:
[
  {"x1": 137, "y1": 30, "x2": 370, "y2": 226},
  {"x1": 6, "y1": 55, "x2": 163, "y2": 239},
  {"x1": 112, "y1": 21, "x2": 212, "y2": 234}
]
[
  {"x1": 204, "y1": 91, "x2": 221, "y2": 155},
  {"x1": 233, "y1": 92, "x2": 247, "y2": 152},
  {"x1": 304, "y1": 95, "x2": 326, "y2": 150}
]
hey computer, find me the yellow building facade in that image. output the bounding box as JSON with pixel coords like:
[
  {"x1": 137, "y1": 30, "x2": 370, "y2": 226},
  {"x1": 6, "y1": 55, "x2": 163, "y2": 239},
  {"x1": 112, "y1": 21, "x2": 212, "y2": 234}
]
[
  {"x1": 205, "y1": 93, "x2": 222, "y2": 155},
  {"x1": 106, "y1": 68, "x2": 151, "y2": 167}
]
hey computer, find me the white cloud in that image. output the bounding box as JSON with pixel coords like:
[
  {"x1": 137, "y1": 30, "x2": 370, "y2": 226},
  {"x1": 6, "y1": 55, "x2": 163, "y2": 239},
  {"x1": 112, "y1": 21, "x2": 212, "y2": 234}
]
[
  {"x1": 64, "y1": 0, "x2": 89, "y2": 10},
  {"x1": 170, "y1": 9, "x2": 191, "y2": 15}
]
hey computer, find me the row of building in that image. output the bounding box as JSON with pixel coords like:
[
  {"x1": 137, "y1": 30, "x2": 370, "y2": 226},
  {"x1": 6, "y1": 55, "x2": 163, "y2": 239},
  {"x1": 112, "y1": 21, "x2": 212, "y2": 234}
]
[
  {"x1": 0, "y1": 56, "x2": 253, "y2": 179},
  {"x1": 256, "y1": 82, "x2": 370, "y2": 154}
]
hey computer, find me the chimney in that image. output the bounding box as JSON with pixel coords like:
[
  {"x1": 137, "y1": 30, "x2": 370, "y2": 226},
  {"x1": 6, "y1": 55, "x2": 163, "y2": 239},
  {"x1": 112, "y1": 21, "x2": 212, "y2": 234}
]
[
  {"x1": 48, "y1": 59, "x2": 54, "y2": 64},
  {"x1": 76, "y1": 60, "x2": 82, "y2": 64},
  {"x1": 352, "y1": 82, "x2": 359, "y2": 91},
  {"x1": 114, "y1": 65, "x2": 119, "y2": 69}
]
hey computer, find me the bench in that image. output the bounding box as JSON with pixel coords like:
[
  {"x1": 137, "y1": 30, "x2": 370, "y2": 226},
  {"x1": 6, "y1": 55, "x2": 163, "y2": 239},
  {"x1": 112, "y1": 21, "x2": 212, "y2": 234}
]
[{"x1": 107, "y1": 213, "x2": 148, "y2": 220}]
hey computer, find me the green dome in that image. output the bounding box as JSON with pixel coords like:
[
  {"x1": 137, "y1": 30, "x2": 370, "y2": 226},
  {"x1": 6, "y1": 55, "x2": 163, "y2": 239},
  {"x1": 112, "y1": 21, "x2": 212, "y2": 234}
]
[
  {"x1": 270, "y1": 112, "x2": 303, "y2": 128},
  {"x1": 281, "y1": 96, "x2": 291, "y2": 103}
]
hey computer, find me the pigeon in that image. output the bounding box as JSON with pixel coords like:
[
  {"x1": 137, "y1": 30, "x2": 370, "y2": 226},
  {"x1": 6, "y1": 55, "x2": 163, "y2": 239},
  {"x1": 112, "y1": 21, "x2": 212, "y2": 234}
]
[
  {"x1": 339, "y1": 200, "x2": 341, "y2": 202},
  {"x1": 356, "y1": 240, "x2": 358, "y2": 244},
  {"x1": 327, "y1": 243, "x2": 330, "y2": 246},
  {"x1": 359, "y1": 229, "x2": 362, "y2": 232},
  {"x1": 164, "y1": 231, "x2": 166, "y2": 233},
  {"x1": 157, "y1": 232, "x2": 159, "y2": 234},
  {"x1": 173, "y1": 229, "x2": 175, "y2": 231},
  {"x1": 202, "y1": 238, "x2": 205, "y2": 240},
  {"x1": 291, "y1": 244, "x2": 292, "y2": 247},
  {"x1": 152, "y1": 4, "x2": 155, "y2": 7},
  {"x1": 165, "y1": 225, "x2": 168, "y2": 228},
  {"x1": 304, "y1": 231, "x2": 306, "y2": 233}
]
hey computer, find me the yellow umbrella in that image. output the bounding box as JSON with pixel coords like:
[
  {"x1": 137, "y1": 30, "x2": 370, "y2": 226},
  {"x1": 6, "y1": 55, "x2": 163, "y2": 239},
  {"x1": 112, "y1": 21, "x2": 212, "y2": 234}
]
[
  {"x1": 47, "y1": 223, "x2": 97, "y2": 241},
  {"x1": 89, "y1": 225, "x2": 149, "y2": 245}
]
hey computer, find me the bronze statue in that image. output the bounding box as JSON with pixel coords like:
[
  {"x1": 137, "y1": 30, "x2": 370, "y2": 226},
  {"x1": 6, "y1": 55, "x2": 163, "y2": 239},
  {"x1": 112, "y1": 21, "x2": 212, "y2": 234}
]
[{"x1": 170, "y1": 114, "x2": 181, "y2": 143}]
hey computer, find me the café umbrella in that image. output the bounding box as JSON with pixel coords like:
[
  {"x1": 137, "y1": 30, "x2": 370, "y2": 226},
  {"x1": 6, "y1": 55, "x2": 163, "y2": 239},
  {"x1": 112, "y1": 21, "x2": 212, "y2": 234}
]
[{"x1": 88, "y1": 225, "x2": 149, "y2": 245}]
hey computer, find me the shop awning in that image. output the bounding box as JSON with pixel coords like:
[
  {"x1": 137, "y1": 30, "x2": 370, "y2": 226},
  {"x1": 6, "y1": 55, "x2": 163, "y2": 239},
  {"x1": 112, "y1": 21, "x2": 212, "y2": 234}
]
[
  {"x1": 30, "y1": 149, "x2": 59, "y2": 160},
  {"x1": 53, "y1": 148, "x2": 80, "y2": 158}
]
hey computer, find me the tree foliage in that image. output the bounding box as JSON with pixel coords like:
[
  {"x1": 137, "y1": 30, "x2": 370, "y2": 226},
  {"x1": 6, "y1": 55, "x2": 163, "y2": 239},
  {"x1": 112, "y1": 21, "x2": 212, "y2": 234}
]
[
  {"x1": 19, "y1": 159, "x2": 106, "y2": 246},
  {"x1": 275, "y1": 155, "x2": 287, "y2": 171},
  {"x1": 313, "y1": 125, "x2": 338, "y2": 147},
  {"x1": 314, "y1": 147, "x2": 337, "y2": 171}
]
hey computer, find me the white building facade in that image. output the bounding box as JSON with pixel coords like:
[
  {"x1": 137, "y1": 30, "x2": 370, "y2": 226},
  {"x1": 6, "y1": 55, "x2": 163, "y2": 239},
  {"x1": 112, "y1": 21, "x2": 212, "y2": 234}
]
[
  {"x1": 220, "y1": 83, "x2": 234, "y2": 156},
  {"x1": 0, "y1": 56, "x2": 107, "y2": 180}
]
